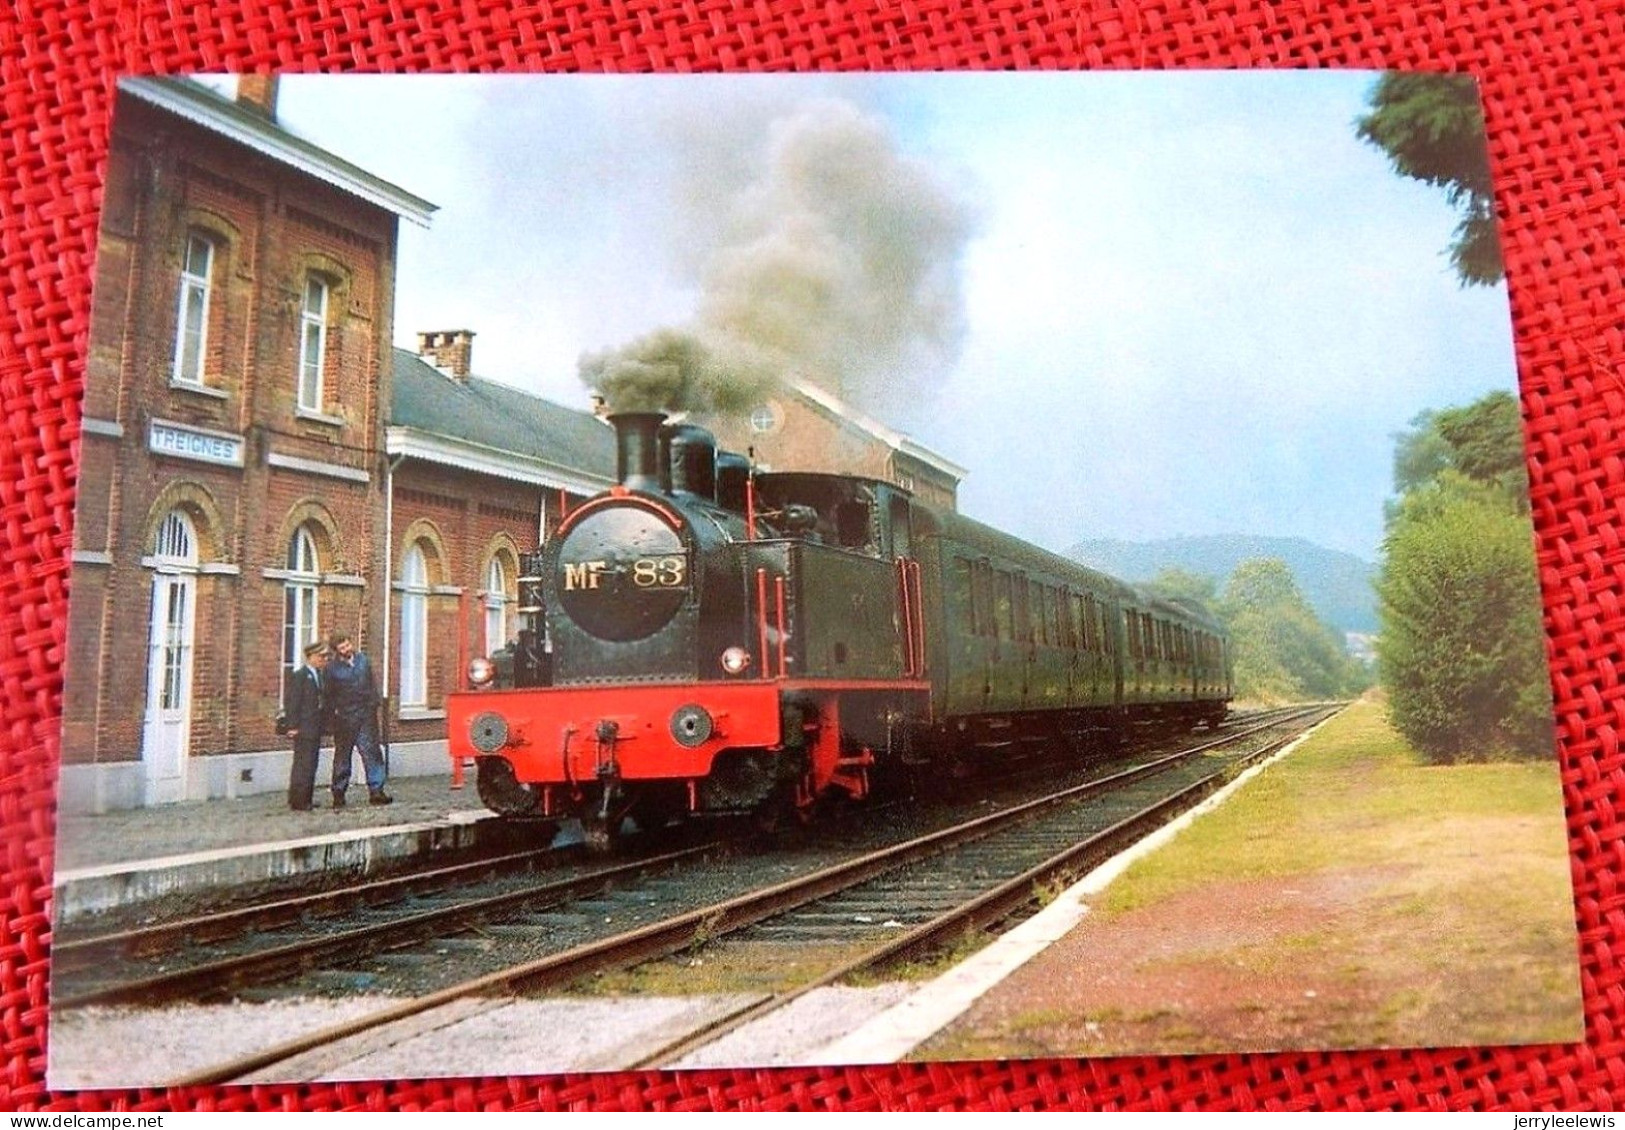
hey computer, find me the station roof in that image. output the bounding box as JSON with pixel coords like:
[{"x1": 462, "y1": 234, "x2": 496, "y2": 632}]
[
  {"x1": 118, "y1": 77, "x2": 438, "y2": 227},
  {"x1": 387, "y1": 349, "x2": 616, "y2": 495}
]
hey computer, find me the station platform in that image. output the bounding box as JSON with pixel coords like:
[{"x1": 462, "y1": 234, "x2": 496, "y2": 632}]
[{"x1": 53, "y1": 774, "x2": 499, "y2": 926}]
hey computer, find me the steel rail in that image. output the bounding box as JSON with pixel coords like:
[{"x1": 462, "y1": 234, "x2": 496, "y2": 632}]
[
  {"x1": 629, "y1": 721, "x2": 1324, "y2": 1069},
  {"x1": 55, "y1": 841, "x2": 721, "y2": 1009},
  {"x1": 168, "y1": 706, "x2": 1329, "y2": 1086}
]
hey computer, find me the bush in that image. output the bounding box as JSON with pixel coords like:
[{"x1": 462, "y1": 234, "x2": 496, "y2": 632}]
[{"x1": 1376, "y1": 474, "x2": 1554, "y2": 762}]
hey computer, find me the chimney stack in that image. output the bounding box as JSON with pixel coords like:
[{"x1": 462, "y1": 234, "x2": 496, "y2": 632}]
[
  {"x1": 417, "y1": 329, "x2": 476, "y2": 381},
  {"x1": 236, "y1": 75, "x2": 280, "y2": 120},
  {"x1": 610, "y1": 413, "x2": 669, "y2": 494}
]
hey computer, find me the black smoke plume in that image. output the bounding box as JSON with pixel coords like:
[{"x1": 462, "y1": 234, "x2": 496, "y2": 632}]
[{"x1": 581, "y1": 99, "x2": 976, "y2": 420}]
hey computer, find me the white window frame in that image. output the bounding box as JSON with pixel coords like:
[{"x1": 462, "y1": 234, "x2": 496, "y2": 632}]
[
  {"x1": 281, "y1": 526, "x2": 320, "y2": 698},
  {"x1": 172, "y1": 235, "x2": 214, "y2": 385},
  {"x1": 484, "y1": 556, "x2": 511, "y2": 655},
  {"x1": 151, "y1": 511, "x2": 200, "y2": 712},
  {"x1": 400, "y1": 545, "x2": 429, "y2": 708},
  {"x1": 298, "y1": 276, "x2": 329, "y2": 412}
]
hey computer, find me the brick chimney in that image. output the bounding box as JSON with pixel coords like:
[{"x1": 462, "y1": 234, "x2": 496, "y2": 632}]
[
  {"x1": 236, "y1": 75, "x2": 280, "y2": 120},
  {"x1": 417, "y1": 330, "x2": 476, "y2": 381}
]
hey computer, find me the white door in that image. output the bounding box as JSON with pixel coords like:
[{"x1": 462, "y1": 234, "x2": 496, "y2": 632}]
[{"x1": 142, "y1": 512, "x2": 198, "y2": 804}]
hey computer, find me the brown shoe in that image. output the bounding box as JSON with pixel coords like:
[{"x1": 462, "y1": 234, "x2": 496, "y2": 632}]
[
  {"x1": 332, "y1": 793, "x2": 346, "y2": 809},
  {"x1": 368, "y1": 791, "x2": 393, "y2": 806}
]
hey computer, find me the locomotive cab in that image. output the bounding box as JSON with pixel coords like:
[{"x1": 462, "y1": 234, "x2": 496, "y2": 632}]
[{"x1": 754, "y1": 472, "x2": 914, "y2": 562}]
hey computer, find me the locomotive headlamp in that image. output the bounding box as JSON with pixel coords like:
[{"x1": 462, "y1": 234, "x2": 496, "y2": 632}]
[
  {"x1": 468, "y1": 656, "x2": 496, "y2": 687},
  {"x1": 720, "y1": 646, "x2": 751, "y2": 675}
]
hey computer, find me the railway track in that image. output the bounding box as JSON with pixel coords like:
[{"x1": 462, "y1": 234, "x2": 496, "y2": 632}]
[
  {"x1": 144, "y1": 703, "x2": 1336, "y2": 1084},
  {"x1": 51, "y1": 838, "x2": 729, "y2": 1010},
  {"x1": 55, "y1": 704, "x2": 1293, "y2": 1009}
]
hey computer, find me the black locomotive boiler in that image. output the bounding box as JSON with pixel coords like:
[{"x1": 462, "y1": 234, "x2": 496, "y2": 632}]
[{"x1": 447, "y1": 411, "x2": 1233, "y2": 848}]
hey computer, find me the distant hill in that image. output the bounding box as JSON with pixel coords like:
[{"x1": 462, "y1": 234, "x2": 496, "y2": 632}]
[{"x1": 1066, "y1": 535, "x2": 1378, "y2": 635}]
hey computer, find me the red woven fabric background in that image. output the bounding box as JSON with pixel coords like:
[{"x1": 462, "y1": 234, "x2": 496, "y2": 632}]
[{"x1": 3, "y1": 0, "x2": 1622, "y2": 1112}]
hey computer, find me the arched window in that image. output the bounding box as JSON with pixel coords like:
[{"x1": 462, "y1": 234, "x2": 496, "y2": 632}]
[
  {"x1": 282, "y1": 525, "x2": 320, "y2": 692},
  {"x1": 151, "y1": 510, "x2": 199, "y2": 714},
  {"x1": 155, "y1": 509, "x2": 198, "y2": 564},
  {"x1": 172, "y1": 235, "x2": 214, "y2": 385},
  {"x1": 484, "y1": 556, "x2": 511, "y2": 655},
  {"x1": 400, "y1": 544, "x2": 429, "y2": 708},
  {"x1": 298, "y1": 276, "x2": 329, "y2": 412}
]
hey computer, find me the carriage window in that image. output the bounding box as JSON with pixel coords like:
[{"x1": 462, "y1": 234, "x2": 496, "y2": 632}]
[
  {"x1": 953, "y1": 559, "x2": 975, "y2": 634},
  {"x1": 976, "y1": 562, "x2": 994, "y2": 637},
  {"x1": 1013, "y1": 578, "x2": 1031, "y2": 643},
  {"x1": 994, "y1": 571, "x2": 1014, "y2": 640}
]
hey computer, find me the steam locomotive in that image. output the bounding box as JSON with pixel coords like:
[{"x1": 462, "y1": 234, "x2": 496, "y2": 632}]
[{"x1": 447, "y1": 412, "x2": 1232, "y2": 849}]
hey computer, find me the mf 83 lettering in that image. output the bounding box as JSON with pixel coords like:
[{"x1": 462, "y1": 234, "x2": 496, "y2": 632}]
[
  {"x1": 632, "y1": 556, "x2": 687, "y2": 588},
  {"x1": 563, "y1": 556, "x2": 687, "y2": 591}
]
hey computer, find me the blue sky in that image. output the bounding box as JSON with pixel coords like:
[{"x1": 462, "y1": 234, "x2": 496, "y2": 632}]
[{"x1": 226, "y1": 72, "x2": 1521, "y2": 562}]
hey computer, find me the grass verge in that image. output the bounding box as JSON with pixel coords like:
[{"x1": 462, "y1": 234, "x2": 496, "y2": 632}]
[{"x1": 920, "y1": 696, "x2": 1583, "y2": 1059}]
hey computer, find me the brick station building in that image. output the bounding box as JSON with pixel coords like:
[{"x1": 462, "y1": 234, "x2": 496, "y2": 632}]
[{"x1": 63, "y1": 77, "x2": 439, "y2": 812}]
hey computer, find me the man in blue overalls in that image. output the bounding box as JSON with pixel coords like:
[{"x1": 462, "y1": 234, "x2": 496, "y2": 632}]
[{"x1": 325, "y1": 630, "x2": 392, "y2": 807}]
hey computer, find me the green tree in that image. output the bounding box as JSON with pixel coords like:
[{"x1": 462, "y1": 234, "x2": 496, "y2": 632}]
[
  {"x1": 1391, "y1": 389, "x2": 1528, "y2": 507},
  {"x1": 1356, "y1": 72, "x2": 1502, "y2": 287},
  {"x1": 1376, "y1": 473, "x2": 1552, "y2": 761},
  {"x1": 1433, "y1": 391, "x2": 1528, "y2": 503},
  {"x1": 1392, "y1": 407, "x2": 1451, "y2": 496},
  {"x1": 1219, "y1": 558, "x2": 1359, "y2": 703}
]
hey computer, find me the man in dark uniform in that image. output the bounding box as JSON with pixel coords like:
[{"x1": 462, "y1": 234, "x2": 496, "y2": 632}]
[
  {"x1": 283, "y1": 639, "x2": 329, "y2": 811},
  {"x1": 325, "y1": 630, "x2": 391, "y2": 807}
]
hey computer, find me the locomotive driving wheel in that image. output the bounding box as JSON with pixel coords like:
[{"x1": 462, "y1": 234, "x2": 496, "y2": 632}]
[{"x1": 476, "y1": 757, "x2": 541, "y2": 818}]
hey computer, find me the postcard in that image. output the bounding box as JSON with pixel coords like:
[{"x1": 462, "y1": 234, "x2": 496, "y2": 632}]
[{"x1": 48, "y1": 71, "x2": 1580, "y2": 1087}]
